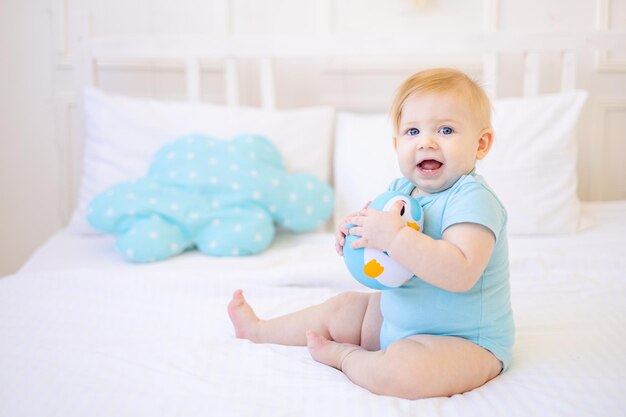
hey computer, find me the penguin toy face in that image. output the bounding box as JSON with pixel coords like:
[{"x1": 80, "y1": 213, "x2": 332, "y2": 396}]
[{"x1": 343, "y1": 191, "x2": 424, "y2": 290}]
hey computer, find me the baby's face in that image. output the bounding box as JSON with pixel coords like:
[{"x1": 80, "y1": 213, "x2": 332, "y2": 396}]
[{"x1": 394, "y1": 92, "x2": 490, "y2": 195}]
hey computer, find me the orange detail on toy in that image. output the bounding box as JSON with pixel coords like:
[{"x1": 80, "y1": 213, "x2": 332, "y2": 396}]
[
  {"x1": 364, "y1": 259, "x2": 384, "y2": 278},
  {"x1": 407, "y1": 221, "x2": 420, "y2": 231}
]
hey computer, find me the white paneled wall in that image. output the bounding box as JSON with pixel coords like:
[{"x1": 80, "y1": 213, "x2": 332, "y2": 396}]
[{"x1": 1, "y1": 0, "x2": 625, "y2": 276}]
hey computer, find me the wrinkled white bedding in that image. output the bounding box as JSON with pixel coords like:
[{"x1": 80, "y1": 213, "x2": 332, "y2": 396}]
[{"x1": 2, "y1": 202, "x2": 626, "y2": 416}]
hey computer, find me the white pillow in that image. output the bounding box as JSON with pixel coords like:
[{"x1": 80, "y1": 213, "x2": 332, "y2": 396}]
[
  {"x1": 478, "y1": 91, "x2": 588, "y2": 235},
  {"x1": 69, "y1": 87, "x2": 335, "y2": 234},
  {"x1": 332, "y1": 113, "x2": 401, "y2": 228},
  {"x1": 333, "y1": 90, "x2": 588, "y2": 235}
]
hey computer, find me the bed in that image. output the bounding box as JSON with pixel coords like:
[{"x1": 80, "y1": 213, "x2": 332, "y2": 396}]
[
  {"x1": 2, "y1": 24, "x2": 626, "y2": 417},
  {"x1": 2, "y1": 202, "x2": 626, "y2": 416}
]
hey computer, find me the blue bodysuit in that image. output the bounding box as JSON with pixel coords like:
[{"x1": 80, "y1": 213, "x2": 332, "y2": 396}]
[{"x1": 381, "y1": 173, "x2": 515, "y2": 370}]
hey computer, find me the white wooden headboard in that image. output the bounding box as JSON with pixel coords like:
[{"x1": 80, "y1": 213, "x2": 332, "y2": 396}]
[
  {"x1": 60, "y1": 11, "x2": 626, "y2": 222},
  {"x1": 76, "y1": 29, "x2": 624, "y2": 105}
]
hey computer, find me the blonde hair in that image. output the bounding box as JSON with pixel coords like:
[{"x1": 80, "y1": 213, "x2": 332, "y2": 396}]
[{"x1": 390, "y1": 68, "x2": 491, "y2": 136}]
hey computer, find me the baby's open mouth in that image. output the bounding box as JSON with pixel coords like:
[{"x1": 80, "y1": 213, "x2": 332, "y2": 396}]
[{"x1": 417, "y1": 159, "x2": 443, "y2": 171}]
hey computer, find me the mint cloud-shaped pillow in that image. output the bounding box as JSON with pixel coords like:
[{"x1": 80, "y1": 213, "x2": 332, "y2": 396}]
[{"x1": 87, "y1": 134, "x2": 334, "y2": 262}]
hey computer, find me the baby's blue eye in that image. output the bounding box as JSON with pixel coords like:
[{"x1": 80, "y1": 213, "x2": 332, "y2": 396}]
[
  {"x1": 439, "y1": 126, "x2": 453, "y2": 135},
  {"x1": 407, "y1": 128, "x2": 420, "y2": 136}
]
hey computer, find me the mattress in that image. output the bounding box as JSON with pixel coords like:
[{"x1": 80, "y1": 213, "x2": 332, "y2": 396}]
[{"x1": 2, "y1": 201, "x2": 626, "y2": 416}]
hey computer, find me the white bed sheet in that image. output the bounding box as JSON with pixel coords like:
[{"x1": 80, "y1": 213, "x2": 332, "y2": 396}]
[{"x1": 2, "y1": 202, "x2": 626, "y2": 416}]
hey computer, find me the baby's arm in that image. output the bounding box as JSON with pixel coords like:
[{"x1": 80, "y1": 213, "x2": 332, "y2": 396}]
[
  {"x1": 390, "y1": 223, "x2": 494, "y2": 292},
  {"x1": 347, "y1": 208, "x2": 494, "y2": 292}
]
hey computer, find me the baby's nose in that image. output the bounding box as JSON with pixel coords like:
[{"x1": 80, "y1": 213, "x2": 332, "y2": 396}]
[{"x1": 417, "y1": 134, "x2": 438, "y2": 149}]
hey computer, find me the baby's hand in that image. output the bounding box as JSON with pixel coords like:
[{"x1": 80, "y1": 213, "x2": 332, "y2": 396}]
[
  {"x1": 346, "y1": 200, "x2": 404, "y2": 251},
  {"x1": 335, "y1": 201, "x2": 370, "y2": 256}
]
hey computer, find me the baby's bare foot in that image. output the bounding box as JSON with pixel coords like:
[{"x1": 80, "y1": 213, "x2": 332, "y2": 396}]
[
  {"x1": 227, "y1": 289, "x2": 260, "y2": 341},
  {"x1": 306, "y1": 330, "x2": 361, "y2": 370}
]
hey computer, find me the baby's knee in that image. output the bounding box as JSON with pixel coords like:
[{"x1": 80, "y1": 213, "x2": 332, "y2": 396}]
[
  {"x1": 324, "y1": 292, "x2": 371, "y2": 344},
  {"x1": 326, "y1": 291, "x2": 370, "y2": 315}
]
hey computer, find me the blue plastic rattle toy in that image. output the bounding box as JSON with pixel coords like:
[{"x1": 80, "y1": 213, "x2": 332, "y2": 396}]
[{"x1": 343, "y1": 191, "x2": 424, "y2": 290}]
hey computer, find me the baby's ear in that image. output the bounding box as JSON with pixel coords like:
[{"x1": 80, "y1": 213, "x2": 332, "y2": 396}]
[{"x1": 476, "y1": 128, "x2": 493, "y2": 160}]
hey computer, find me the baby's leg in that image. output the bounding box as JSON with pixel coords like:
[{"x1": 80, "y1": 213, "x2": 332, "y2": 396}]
[
  {"x1": 228, "y1": 290, "x2": 382, "y2": 349},
  {"x1": 307, "y1": 333, "x2": 501, "y2": 399}
]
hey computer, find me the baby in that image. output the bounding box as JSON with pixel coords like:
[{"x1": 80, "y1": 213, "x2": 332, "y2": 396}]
[{"x1": 228, "y1": 68, "x2": 514, "y2": 400}]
